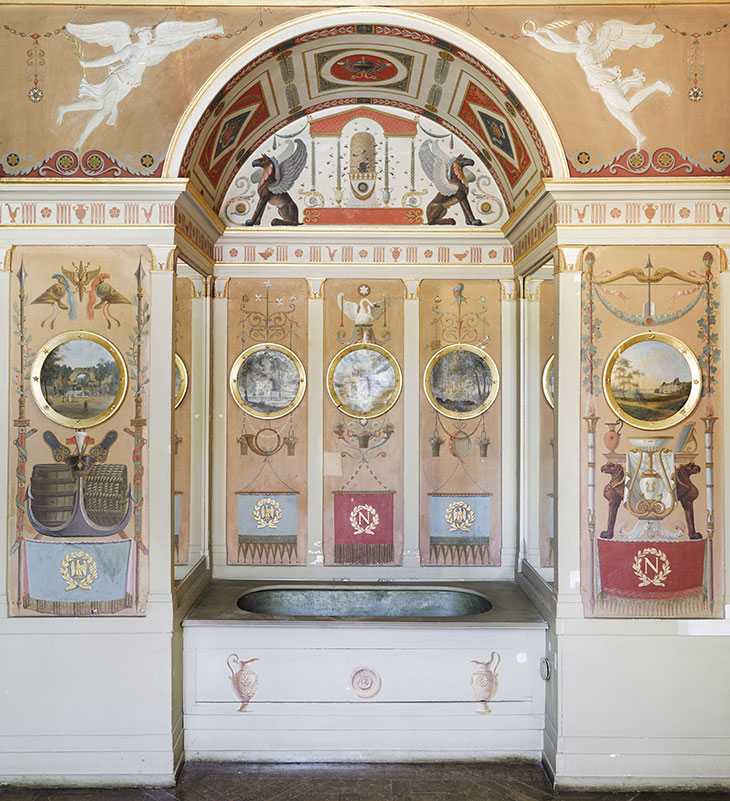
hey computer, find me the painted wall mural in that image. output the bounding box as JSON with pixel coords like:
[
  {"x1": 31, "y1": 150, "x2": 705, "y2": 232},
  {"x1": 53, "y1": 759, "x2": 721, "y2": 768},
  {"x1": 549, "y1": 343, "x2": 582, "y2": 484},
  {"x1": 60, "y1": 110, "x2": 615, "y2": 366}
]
[
  {"x1": 580, "y1": 246, "x2": 722, "y2": 617},
  {"x1": 323, "y1": 280, "x2": 403, "y2": 565},
  {"x1": 174, "y1": 278, "x2": 193, "y2": 566},
  {"x1": 1, "y1": 7, "x2": 730, "y2": 182},
  {"x1": 222, "y1": 108, "x2": 506, "y2": 229},
  {"x1": 8, "y1": 247, "x2": 150, "y2": 616},
  {"x1": 226, "y1": 279, "x2": 308, "y2": 565},
  {"x1": 419, "y1": 279, "x2": 502, "y2": 566}
]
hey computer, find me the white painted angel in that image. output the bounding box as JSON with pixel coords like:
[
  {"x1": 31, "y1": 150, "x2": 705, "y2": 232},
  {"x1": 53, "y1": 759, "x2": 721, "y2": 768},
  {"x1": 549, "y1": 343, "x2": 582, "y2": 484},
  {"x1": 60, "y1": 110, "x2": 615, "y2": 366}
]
[
  {"x1": 522, "y1": 20, "x2": 672, "y2": 151},
  {"x1": 57, "y1": 18, "x2": 223, "y2": 151}
]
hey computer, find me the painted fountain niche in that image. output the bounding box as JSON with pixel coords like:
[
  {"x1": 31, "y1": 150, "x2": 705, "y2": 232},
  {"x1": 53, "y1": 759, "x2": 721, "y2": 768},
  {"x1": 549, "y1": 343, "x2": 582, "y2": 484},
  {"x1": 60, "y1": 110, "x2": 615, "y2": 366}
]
[{"x1": 582, "y1": 248, "x2": 722, "y2": 618}]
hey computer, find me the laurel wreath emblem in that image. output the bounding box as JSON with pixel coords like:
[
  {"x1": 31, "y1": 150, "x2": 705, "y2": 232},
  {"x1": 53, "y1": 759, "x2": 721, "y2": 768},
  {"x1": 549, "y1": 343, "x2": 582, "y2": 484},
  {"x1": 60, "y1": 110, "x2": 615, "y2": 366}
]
[
  {"x1": 632, "y1": 547, "x2": 671, "y2": 588},
  {"x1": 60, "y1": 551, "x2": 99, "y2": 592},
  {"x1": 350, "y1": 504, "x2": 379, "y2": 536},
  {"x1": 253, "y1": 498, "x2": 283, "y2": 529},
  {"x1": 445, "y1": 500, "x2": 476, "y2": 532}
]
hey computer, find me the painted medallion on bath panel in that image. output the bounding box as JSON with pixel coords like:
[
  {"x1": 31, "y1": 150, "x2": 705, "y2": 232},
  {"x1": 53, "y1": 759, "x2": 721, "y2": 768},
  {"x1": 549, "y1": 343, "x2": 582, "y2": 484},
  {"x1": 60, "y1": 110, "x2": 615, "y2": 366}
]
[
  {"x1": 419, "y1": 280, "x2": 502, "y2": 565},
  {"x1": 174, "y1": 277, "x2": 193, "y2": 566},
  {"x1": 581, "y1": 246, "x2": 722, "y2": 617},
  {"x1": 8, "y1": 247, "x2": 151, "y2": 616},
  {"x1": 226, "y1": 279, "x2": 308, "y2": 565},
  {"x1": 323, "y1": 279, "x2": 404, "y2": 565}
]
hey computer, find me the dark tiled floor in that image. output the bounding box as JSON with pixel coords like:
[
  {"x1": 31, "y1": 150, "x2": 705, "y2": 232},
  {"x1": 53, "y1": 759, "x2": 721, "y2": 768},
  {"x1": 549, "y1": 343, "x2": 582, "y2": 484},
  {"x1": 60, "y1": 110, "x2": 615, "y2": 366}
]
[{"x1": 1, "y1": 762, "x2": 730, "y2": 800}]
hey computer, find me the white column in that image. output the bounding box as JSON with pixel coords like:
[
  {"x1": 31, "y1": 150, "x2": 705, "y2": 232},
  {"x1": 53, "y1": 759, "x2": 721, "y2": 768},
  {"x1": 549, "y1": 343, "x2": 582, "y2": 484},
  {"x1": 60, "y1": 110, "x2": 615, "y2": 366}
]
[
  {"x1": 499, "y1": 278, "x2": 520, "y2": 573},
  {"x1": 553, "y1": 248, "x2": 585, "y2": 617},
  {"x1": 147, "y1": 249, "x2": 176, "y2": 604},
  {"x1": 521, "y1": 278, "x2": 543, "y2": 570},
  {"x1": 210, "y1": 279, "x2": 230, "y2": 576}
]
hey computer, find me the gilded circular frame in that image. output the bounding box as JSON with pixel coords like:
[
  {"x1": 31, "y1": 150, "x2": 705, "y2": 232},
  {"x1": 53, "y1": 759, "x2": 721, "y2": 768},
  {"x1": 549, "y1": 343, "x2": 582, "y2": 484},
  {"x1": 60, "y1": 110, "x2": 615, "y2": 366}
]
[
  {"x1": 602, "y1": 332, "x2": 702, "y2": 431},
  {"x1": 174, "y1": 353, "x2": 189, "y2": 409},
  {"x1": 423, "y1": 343, "x2": 500, "y2": 420},
  {"x1": 327, "y1": 343, "x2": 402, "y2": 419},
  {"x1": 542, "y1": 355, "x2": 554, "y2": 409},
  {"x1": 30, "y1": 330, "x2": 129, "y2": 429},
  {"x1": 229, "y1": 343, "x2": 306, "y2": 419}
]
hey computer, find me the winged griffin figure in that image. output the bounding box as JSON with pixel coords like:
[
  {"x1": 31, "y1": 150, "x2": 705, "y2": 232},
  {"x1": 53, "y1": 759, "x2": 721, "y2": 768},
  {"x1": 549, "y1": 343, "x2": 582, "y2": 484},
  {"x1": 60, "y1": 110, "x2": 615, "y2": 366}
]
[
  {"x1": 418, "y1": 140, "x2": 483, "y2": 226},
  {"x1": 523, "y1": 19, "x2": 671, "y2": 151},
  {"x1": 56, "y1": 18, "x2": 223, "y2": 151},
  {"x1": 246, "y1": 139, "x2": 308, "y2": 226}
]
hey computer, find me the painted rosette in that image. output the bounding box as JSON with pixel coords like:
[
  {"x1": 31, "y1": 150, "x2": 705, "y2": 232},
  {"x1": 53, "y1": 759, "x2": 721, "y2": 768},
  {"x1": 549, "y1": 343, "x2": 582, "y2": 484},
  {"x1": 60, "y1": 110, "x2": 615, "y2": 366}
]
[
  {"x1": 229, "y1": 343, "x2": 306, "y2": 420},
  {"x1": 424, "y1": 343, "x2": 499, "y2": 420}
]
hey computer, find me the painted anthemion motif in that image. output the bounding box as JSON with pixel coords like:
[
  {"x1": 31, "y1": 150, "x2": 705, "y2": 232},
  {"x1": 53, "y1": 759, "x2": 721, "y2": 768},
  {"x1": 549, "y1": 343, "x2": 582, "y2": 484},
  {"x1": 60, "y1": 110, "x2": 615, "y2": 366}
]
[
  {"x1": 226, "y1": 279, "x2": 308, "y2": 565},
  {"x1": 9, "y1": 248, "x2": 151, "y2": 616},
  {"x1": 419, "y1": 280, "x2": 502, "y2": 566},
  {"x1": 581, "y1": 247, "x2": 722, "y2": 617},
  {"x1": 324, "y1": 280, "x2": 403, "y2": 565}
]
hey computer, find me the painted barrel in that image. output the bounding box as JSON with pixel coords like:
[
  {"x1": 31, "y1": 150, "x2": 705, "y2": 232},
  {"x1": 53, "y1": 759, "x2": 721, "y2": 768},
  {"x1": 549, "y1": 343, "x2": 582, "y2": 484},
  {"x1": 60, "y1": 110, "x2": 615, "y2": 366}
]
[{"x1": 29, "y1": 464, "x2": 75, "y2": 526}]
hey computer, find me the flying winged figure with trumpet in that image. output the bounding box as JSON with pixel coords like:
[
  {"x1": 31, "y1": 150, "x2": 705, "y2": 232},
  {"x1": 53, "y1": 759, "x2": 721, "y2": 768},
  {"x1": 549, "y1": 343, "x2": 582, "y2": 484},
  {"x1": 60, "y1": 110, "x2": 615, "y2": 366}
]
[
  {"x1": 523, "y1": 19, "x2": 671, "y2": 151},
  {"x1": 57, "y1": 18, "x2": 222, "y2": 151}
]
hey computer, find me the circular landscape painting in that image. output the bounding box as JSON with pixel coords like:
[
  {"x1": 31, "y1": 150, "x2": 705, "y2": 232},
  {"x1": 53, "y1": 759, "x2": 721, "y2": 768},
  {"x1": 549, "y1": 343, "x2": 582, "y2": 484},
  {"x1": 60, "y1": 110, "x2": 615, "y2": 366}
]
[
  {"x1": 328, "y1": 344, "x2": 402, "y2": 418},
  {"x1": 424, "y1": 344, "x2": 499, "y2": 419},
  {"x1": 230, "y1": 343, "x2": 306, "y2": 419},
  {"x1": 32, "y1": 331, "x2": 128, "y2": 428},
  {"x1": 603, "y1": 333, "x2": 701, "y2": 430}
]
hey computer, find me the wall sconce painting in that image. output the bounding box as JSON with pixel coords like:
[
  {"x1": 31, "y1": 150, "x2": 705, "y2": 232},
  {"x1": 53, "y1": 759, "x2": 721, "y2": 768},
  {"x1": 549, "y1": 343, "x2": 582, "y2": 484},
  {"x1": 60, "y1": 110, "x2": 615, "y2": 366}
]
[
  {"x1": 230, "y1": 343, "x2": 306, "y2": 419},
  {"x1": 31, "y1": 330, "x2": 128, "y2": 428}
]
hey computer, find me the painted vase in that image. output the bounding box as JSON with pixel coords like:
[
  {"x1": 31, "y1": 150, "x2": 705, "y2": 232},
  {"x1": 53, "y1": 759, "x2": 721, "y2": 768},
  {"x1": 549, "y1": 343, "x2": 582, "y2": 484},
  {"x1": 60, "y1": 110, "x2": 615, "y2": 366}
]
[
  {"x1": 604, "y1": 420, "x2": 623, "y2": 453},
  {"x1": 471, "y1": 652, "x2": 500, "y2": 714},
  {"x1": 227, "y1": 654, "x2": 259, "y2": 712}
]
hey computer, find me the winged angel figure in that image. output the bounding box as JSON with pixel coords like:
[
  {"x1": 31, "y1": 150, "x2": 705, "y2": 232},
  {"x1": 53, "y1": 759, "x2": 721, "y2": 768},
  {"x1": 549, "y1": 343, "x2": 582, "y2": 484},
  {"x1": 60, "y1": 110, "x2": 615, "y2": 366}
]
[
  {"x1": 523, "y1": 20, "x2": 671, "y2": 151},
  {"x1": 57, "y1": 18, "x2": 223, "y2": 151}
]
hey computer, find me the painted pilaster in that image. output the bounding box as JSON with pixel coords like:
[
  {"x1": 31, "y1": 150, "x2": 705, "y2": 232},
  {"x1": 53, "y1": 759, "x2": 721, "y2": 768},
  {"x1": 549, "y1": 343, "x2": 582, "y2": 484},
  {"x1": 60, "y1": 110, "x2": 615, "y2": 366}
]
[
  {"x1": 522, "y1": 278, "x2": 543, "y2": 570},
  {"x1": 306, "y1": 279, "x2": 324, "y2": 567},
  {"x1": 721, "y1": 247, "x2": 730, "y2": 611},
  {"x1": 210, "y1": 279, "x2": 229, "y2": 576},
  {"x1": 499, "y1": 278, "x2": 520, "y2": 573},
  {"x1": 187, "y1": 277, "x2": 210, "y2": 572},
  {"x1": 553, "y1": 247, "x2": 585, "y2": 617},
  {"x1": 402, "y1": 279, "x2": 421, "y2": 568},
  {"x1": 0, "y1": 247, "x2": 12, "y2": 617}
]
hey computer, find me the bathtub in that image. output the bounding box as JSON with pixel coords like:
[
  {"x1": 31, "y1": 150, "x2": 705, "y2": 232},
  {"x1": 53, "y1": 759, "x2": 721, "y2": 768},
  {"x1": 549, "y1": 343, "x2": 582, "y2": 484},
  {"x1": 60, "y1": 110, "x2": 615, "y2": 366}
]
[{"x1": 183, "y1": 580, "x2": 547, "y2": 762}]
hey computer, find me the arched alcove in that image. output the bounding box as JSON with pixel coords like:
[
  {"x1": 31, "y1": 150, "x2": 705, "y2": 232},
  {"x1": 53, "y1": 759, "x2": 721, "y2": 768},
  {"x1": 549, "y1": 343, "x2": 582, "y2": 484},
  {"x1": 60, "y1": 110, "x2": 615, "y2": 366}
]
[{"x1": 165, "y1": 8, "x2": 567, "y2": 219}]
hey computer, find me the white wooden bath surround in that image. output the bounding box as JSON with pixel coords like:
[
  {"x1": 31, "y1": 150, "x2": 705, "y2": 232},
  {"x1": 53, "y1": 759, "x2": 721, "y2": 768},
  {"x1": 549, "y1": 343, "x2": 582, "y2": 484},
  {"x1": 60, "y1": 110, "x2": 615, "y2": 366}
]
[{"x1": 183, "y1": 581, "x2": 547, "y2": 761}]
